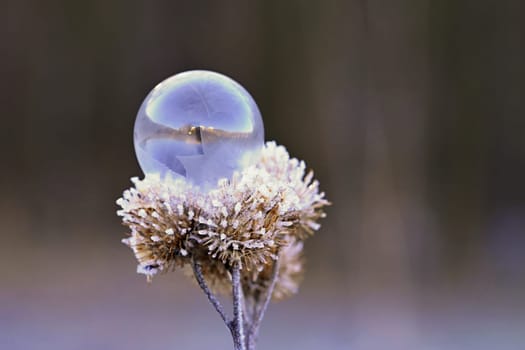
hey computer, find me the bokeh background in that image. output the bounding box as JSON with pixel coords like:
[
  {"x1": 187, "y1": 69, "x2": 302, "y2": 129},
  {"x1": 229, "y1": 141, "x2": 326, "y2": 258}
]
[{"x1": 2, "y1": 1, "x2": 525, "y2": 349}]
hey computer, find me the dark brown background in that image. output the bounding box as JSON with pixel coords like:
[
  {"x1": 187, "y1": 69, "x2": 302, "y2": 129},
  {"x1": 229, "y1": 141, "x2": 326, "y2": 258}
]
[{"x1": 2, "y1": 1, "x2": 525, "y2": 349}]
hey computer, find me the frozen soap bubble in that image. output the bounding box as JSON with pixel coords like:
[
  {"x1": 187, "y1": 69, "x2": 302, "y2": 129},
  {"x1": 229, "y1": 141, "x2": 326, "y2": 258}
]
[{"x1": 134, "y1": 70, "x2": 264, "y2": 189}]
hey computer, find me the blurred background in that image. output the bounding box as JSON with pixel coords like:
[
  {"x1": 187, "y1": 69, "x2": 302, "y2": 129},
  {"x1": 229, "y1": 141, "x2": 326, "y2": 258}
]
[{"x1": 2, "y1": 1, "x2": 525, "y2": 349}]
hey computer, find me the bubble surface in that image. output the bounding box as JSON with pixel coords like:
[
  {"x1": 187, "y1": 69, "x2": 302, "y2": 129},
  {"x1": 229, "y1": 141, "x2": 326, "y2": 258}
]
[{"x1": 134, "y1": 70, "x2": 264, "y2": 188}]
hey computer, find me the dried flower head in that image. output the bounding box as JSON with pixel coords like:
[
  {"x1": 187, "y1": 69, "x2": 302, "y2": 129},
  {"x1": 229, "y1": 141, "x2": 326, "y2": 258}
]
[{"x1": 117, "y1": 141, "x2": 329, "y2": 299}]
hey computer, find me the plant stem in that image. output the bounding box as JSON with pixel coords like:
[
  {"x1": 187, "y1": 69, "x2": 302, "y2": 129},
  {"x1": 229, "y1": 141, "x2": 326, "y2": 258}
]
[
  {"x1": 192, "y1": 257, "x2": 277, "y2": 350},
  {"x1": 231, "y1": 263, "x2": 246, "y2": 350},
  {"x1": 192, "y1": 258, "x2": 231, "y2": 326},
  {"x1": 246, "y1": 258, "x2": 280, "y2": 350}
]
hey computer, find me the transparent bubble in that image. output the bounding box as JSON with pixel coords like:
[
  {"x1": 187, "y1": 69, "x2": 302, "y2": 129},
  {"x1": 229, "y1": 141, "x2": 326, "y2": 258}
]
[{"x1": 134, "y1": 70, "x2": 264, "y2": 188}]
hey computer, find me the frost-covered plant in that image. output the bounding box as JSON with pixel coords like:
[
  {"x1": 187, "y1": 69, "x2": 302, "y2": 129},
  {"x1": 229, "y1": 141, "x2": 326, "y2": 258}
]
[{"x1": 117, "y1": 142, "x2": 328, "y2": 350}]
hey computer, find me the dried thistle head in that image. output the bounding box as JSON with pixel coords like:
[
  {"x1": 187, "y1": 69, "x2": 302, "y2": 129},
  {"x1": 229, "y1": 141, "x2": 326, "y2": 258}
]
[
  {"x1": 117, "y1": 141, "x2": 329, "y2": 298},
  {"x1": 242, "y1": 238, "x2": 305, "y2": 301}
]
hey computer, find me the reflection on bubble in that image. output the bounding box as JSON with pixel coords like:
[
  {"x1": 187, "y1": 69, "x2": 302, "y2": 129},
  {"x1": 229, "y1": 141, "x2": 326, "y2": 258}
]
[{"x1": 134, "y1": 70, "x2": 264, "y2": 188}]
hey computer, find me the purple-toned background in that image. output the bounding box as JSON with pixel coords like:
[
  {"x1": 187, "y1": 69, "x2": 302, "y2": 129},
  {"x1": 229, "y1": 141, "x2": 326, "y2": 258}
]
[{"x1": 2, "y1": 1, "x2": 525, "y2": 349}]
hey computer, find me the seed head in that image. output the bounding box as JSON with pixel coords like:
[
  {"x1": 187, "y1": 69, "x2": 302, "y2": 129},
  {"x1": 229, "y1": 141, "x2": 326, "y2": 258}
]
[{"x1": 117, "y1": 142, "x2": 329, "y2": 298}]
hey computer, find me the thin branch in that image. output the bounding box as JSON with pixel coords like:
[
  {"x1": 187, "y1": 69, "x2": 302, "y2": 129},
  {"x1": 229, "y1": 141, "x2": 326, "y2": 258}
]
[
  {"x1": 247, "y1": 258, "x2": 280, "y2": 349},
  {"x1": 231, "y1": 263, "x2": 246, "y2": 350},
  {"x1": 192, "y1": 258, "x2": 231, "y2": 327}
]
